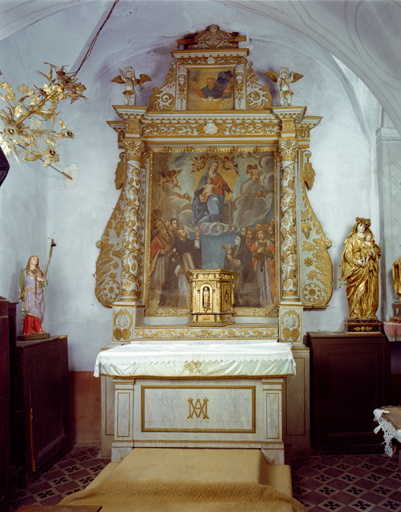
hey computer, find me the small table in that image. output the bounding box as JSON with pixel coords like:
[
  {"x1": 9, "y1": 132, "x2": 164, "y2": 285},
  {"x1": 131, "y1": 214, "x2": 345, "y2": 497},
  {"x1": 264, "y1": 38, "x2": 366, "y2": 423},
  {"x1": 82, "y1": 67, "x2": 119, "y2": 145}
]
[{"x1": 373, "y1": 406, "x2": 401, "y2": 467}]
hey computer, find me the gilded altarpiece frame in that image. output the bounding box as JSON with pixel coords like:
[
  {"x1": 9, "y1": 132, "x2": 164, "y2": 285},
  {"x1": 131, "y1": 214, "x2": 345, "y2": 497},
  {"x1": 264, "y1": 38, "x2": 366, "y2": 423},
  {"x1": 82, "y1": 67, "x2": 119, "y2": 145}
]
[{"x1": 95, "y1": 25, "x2": 333, "y2": 343}]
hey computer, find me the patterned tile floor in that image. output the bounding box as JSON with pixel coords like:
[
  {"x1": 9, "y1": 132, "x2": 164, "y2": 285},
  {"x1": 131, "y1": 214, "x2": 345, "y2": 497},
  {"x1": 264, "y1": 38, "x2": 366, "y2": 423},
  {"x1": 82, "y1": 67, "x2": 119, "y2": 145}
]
[
  {"x1": 292, "y1": 453, "x2": 401, "y2": 511},
  {"x1": 11, "y1": 448, "x2": 401, "y2": 511}
]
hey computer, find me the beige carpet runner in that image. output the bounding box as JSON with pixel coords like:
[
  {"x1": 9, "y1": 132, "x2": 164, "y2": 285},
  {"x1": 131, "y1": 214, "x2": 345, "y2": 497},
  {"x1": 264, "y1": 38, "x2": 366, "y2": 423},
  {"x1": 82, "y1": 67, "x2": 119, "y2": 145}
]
[{"x1": 60, "y1": 448, "x2": 307, "y2": 511}]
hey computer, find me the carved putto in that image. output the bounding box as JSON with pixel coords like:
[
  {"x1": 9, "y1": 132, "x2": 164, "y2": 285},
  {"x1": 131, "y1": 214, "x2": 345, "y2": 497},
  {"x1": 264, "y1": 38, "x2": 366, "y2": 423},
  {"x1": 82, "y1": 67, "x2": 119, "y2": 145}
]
[
  {"x1": 112, "y1": 66, "x2": 151, "y2": 106},
  {"x1": 265, "y1": 67, "x2": 303, "y2": 106}
]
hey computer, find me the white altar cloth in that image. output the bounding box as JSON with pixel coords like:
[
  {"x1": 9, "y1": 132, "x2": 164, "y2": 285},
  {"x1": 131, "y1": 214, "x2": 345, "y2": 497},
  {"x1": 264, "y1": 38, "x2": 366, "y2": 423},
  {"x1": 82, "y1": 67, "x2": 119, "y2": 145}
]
[{"x1": 94, "y1": 341, "x2": 295, "y2": 379}]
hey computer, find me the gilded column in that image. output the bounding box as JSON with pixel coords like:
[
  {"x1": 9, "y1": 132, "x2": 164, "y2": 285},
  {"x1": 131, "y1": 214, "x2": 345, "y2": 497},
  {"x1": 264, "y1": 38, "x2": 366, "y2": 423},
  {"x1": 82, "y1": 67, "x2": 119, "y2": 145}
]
[
  {"x1": 112, "y1": 107, "x2": 147, "y2": 342},
  {"x1": 279, "y1": 138, "x2": 299, "y2": 301},
  {"x1": 120, "y1": 139, "x2": 145, "y2": 301},
  {"x1": 273, "y1": 107, "x2": 306, "y2": 343}
]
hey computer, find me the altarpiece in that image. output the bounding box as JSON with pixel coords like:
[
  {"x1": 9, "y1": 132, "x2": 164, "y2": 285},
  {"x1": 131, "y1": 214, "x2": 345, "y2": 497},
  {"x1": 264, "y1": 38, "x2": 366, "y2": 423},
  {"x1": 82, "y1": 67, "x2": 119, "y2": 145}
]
[{"x1": 94, "y1": 25, "x2": 333, "y2": 462}]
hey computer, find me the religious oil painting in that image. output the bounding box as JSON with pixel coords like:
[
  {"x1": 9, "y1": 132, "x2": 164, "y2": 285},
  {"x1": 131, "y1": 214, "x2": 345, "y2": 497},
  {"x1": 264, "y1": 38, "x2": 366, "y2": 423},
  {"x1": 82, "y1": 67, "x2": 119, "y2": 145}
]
[
  {"x1": 146, "y1": 149, "x2": 278, "y2": 317},
  {"x1": 187, "y1": 68, "x2": 235, "y2": 111}
]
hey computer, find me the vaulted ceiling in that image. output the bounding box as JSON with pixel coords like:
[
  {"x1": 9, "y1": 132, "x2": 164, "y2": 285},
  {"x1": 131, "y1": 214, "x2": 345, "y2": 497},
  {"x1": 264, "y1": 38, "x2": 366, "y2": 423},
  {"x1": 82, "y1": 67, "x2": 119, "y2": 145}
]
[{"x1": 1, "y1": 0, "x2": 400, "y2": 134}]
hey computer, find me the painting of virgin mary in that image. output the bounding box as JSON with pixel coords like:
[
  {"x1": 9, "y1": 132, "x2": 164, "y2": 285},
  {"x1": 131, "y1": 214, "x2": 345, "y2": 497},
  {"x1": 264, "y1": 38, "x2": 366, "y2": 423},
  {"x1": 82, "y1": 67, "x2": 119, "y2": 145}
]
[{"x1": 188, "y1": 160, "x2": 233, "y2": 226}]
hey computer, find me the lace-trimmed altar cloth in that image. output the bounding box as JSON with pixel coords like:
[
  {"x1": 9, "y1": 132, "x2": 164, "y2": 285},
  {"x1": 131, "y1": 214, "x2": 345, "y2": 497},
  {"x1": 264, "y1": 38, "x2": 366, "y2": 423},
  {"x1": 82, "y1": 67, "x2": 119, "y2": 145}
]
[
  {"x1": 94, "y1": 341, "x2": 295, "y2": 378},
  {"x1": 373, "y1": 406, "x2": 401, "y2": 461}
]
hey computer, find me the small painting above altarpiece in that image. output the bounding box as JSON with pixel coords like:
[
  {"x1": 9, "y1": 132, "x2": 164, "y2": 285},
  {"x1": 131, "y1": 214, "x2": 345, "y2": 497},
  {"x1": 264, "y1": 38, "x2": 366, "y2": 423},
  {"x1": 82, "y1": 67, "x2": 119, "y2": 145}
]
[
  {"x1": 146, "y1": 147, "x2": 278, "y2": 318},
  {"x1": 187, "y1": 68, "x2": 235, "y2": 111}
]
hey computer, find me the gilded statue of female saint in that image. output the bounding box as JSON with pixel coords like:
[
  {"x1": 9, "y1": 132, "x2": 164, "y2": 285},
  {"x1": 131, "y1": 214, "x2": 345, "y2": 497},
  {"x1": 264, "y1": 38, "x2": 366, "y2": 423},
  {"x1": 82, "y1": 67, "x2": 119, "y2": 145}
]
[
  {"x1": 393, "y1": 256, "x2": 401, "y2": 301},
  {"x1": 341, "y1": 218, "x2": 381, "y2": 319}
]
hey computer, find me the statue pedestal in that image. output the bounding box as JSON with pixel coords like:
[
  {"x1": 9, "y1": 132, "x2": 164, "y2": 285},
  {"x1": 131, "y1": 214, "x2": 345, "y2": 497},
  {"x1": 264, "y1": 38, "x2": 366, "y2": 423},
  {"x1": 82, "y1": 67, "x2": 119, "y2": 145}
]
[
  {"x1": 389, "y1": 301, "x2": 401, "y2": 323},
  {"x1": 18, "y1": 332, "x2": 50, "y2": 341},
  {"x1": 344, "y1": 318, "x2": 384, "y2": 335}
]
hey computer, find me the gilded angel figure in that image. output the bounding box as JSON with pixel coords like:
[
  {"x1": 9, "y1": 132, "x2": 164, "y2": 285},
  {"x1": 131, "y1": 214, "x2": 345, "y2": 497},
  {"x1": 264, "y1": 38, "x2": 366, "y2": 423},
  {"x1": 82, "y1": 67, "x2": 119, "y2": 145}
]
[
  {"x1": 112, "y1": 66, "x2": 151, "y2": 106},
  {"x1": 264, "y1": 67, "x2": 303, "y2": 106}
]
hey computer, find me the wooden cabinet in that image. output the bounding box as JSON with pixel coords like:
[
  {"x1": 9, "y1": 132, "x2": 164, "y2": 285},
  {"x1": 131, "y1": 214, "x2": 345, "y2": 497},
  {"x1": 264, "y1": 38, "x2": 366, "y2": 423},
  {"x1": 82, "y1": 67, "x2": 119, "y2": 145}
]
[
  {"x1": 307, "y1": 331, "x2": 390, "y2": 454},
  {"x1": 0, "y1": 297, "x2": 12, "y2": 512},
  {"x1": 0, "y1": 298, "x2": 19, "y2": 512},
  {"x1": 16, "y1": 336, "x2": 71, "y2": 486}
]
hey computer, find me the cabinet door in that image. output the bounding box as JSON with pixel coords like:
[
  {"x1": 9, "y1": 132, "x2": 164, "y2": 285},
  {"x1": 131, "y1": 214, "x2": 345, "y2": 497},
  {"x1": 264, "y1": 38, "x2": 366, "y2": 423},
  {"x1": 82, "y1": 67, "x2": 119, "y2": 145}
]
[
  {"x1": 0, "y1": 312, "x2": 10, "y2": 512},
  {"x1": 28, "y1": 339, "x2": 70, "y2": 473},
  {"x1": 311, "y1": 335, "x2": 390, "y2": 453}
]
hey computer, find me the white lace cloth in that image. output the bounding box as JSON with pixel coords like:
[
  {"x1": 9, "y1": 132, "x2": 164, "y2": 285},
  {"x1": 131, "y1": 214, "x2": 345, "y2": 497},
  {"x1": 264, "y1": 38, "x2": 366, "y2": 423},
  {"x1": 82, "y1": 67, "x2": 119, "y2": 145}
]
[
  {"x1": 94, "y1": 341, "x2": 295, "y2": 378},
  {"x1": 373, "y1": 408, "x2": 401, "y2": 457}
]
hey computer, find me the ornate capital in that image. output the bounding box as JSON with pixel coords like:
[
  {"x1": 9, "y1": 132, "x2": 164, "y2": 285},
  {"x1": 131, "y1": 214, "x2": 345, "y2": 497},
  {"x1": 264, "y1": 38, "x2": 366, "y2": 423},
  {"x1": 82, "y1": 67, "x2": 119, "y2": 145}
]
[
  {"x1": 279, "y1": 139, "x2": 298, "y2": 161},
  {"x1": 124, "y1": 140, "x2": 145, "y2": 163}
]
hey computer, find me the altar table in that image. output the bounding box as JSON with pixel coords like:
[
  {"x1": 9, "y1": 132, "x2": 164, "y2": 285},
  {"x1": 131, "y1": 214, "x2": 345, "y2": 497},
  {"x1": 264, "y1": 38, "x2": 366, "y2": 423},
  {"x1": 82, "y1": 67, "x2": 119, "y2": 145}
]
[{"x1": 94, "y1": 341, "x2": 295, "y2": 464}]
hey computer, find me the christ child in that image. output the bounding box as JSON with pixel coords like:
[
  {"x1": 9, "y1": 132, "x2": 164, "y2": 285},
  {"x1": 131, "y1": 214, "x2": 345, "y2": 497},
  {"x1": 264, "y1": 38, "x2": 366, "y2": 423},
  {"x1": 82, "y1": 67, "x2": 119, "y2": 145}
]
[{"x1": 199, "y1": 177, "x2": 216, "y2": 203}]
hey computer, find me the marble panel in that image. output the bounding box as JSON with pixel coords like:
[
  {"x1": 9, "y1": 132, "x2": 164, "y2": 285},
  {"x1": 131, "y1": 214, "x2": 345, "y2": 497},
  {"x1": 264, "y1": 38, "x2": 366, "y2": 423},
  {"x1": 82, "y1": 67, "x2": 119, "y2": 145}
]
[{"x1": 141, "y1": 384, "x2": 255, "y2": 432}]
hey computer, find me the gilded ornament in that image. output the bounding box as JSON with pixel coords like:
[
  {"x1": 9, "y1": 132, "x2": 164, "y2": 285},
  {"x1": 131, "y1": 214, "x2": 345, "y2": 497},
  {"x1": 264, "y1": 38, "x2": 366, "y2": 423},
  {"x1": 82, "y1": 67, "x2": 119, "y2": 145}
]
[
  {"x1": 392, "y1": 257, "x2": 401, "y2": 300},
  {"x1": 188, "y1": 25, "x2": 237, "y2": 49},
  {"x1": 300, "y1": 159, "x2": 333, "y2": 309},
  {"x1": 246, "y1": 61, "x2": 272, "y2": 110},
  {"x1": 0, "y1": 63, "x2": 86, "y2": 173},
  {"x1": 279, "y1": 139, "x2": 298, "y2": 161},
  {"x1": 149, "y1": 62, "x2": 176, "y2": 111}
]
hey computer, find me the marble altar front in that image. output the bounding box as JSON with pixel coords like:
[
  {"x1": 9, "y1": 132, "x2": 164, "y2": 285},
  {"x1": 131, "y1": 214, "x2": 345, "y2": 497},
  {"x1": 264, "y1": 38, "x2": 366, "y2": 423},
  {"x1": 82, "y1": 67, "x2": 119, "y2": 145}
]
[{"x1": 95, "y1": 340, "x2": 295, "y2": 463}]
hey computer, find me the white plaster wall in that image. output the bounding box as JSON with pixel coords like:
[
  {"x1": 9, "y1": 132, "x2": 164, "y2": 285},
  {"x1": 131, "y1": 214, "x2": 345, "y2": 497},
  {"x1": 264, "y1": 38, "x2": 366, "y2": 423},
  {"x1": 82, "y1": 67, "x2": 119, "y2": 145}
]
[
  {"x1": 0, "y1": 35, "x2": 49, "y2": 309},
  {"x1": 0, "y1": 1, "x2": 384, "y2": 369}
]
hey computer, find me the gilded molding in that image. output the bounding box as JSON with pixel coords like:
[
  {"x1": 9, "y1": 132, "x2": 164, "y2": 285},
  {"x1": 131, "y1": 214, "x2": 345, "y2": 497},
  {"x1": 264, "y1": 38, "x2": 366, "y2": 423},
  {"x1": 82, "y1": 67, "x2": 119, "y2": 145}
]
[
  {"x1": 130, "y1": 325, "x2": 279, "y2": 340},
  {"x1": 176, "y1": 55, "x2": 245, "y2": 66},
  {"x1": 141, "y1": 115, "x2": 279, "y2": 138}
]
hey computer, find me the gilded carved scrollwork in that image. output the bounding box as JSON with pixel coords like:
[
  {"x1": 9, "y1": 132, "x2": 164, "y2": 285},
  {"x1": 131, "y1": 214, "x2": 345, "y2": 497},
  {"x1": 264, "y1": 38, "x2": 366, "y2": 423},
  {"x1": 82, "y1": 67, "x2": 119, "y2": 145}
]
[
  {"x1": 188, "y1": 24, "x2": 237, "y2": 49},
  {"x1": 279, "y1": 139, "x2": 299, "y2": 300},
  {"x1": 246, "y1": 61, "x2": 272, "y2": 110},
  {"x1": 119, "y1": 140, "x2": 146, "y2": 300},
  {"x1": 141, "y1": 116, "x2": 279, "y2": 138},
  {"x1": 95, "y1": 153, "x2": 126, "y2": 308},
  {"x1": 149, "y1": 62, "x2": 177, "y2": 111},
  {"x1": 300, "y1": 150, "x2": 333, "y2": 307}
]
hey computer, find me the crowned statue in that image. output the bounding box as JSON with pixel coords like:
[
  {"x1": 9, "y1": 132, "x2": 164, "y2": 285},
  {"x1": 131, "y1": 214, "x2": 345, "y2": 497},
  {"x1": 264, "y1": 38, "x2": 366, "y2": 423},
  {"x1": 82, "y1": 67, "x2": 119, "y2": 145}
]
[
  {"x1": 390, "y1": 256, "x2": 401, "y2": 322},
  {"x1": 341, "y1": 217, "x2": 382, "y2": 333}
]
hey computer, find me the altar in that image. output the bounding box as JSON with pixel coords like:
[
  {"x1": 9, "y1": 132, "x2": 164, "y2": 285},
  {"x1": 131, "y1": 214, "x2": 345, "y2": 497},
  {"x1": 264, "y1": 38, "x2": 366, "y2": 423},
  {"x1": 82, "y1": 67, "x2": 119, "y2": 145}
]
[
  {"x1": 94, "y1": 25, "x2": 333, "y2": 461},
  {"x1": 95, "y1": 341, "x2": 295, "y2": 463}
]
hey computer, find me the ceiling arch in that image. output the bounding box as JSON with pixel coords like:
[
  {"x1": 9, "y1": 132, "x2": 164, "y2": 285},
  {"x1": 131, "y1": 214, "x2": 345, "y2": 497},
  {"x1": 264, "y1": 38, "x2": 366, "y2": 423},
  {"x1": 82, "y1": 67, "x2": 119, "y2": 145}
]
[{"x1": 1, "y1": 0, "x2": 400, "y2": 134}]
